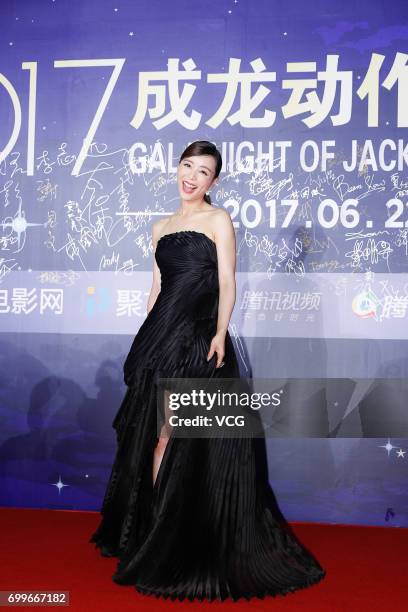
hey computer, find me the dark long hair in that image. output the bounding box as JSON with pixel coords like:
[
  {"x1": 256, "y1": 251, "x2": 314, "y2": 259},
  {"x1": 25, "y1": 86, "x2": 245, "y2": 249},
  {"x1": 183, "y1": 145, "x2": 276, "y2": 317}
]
[{"x1": 179, "y1": 141, "x2": 222, "y2": 204}]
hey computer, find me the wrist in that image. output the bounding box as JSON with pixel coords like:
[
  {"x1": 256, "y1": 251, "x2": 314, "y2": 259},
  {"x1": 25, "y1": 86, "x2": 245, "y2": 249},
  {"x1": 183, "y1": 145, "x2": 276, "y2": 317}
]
[{"x1": 216, "y1": 327, "x2": 227, "y2": 337}]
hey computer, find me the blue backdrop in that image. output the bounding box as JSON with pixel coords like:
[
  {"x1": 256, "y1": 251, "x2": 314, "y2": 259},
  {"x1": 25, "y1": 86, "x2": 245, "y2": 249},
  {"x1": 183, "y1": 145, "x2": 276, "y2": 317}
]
[{"x1": 0, "y1": 0, "x2": 407, "y2": 527}]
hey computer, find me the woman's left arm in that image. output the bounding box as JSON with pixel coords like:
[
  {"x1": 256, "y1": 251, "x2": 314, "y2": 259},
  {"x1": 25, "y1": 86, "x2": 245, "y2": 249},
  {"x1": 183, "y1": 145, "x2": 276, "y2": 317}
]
[{"x1": 207, "y1": 210, "x2": 237, "y2": 368}]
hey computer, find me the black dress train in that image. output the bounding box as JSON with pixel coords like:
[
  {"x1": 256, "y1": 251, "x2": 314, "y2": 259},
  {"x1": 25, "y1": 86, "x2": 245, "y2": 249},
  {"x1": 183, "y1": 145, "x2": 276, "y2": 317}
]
[{"x1": 89, "y1": 230, "x2": 326, "y2": 601}]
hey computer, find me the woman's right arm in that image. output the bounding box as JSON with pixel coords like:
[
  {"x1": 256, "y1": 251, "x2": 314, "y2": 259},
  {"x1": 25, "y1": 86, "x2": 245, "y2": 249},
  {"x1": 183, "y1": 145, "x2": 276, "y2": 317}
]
[{"x1": 146, "y1": 224, "x2": 162, "y2": 314}]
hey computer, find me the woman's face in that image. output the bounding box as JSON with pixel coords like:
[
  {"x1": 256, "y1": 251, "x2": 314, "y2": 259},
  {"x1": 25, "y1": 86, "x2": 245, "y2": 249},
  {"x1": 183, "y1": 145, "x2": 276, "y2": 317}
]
[{"x1": 177, "y1": 155, "x2": 217, "y2": 202}]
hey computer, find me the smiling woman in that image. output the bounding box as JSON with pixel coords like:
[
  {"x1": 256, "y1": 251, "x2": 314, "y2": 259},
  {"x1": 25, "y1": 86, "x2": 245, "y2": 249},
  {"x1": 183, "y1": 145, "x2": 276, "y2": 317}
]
[
  {"x1": 89, "y1": 140, "x2": 326, "y2": 602},
  {"x1": 178, "y1": 141, "x2": 222, "y2": 205}
]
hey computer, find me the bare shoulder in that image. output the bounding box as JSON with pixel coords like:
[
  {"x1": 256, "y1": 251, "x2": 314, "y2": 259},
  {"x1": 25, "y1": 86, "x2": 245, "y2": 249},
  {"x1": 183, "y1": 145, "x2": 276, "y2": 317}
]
[
  {"x1": 151, "y1": 219, "x2": 168, "y2": 246},
  {"x1": 212, "y1": 208, "x2": 235, "y2": 246}
]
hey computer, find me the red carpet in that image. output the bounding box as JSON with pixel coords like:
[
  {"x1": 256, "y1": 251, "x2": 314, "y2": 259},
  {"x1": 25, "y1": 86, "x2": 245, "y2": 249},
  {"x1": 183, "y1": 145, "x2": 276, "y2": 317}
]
[{"x1": 0, "y1": 507, "x2": 407, "y2": 611}]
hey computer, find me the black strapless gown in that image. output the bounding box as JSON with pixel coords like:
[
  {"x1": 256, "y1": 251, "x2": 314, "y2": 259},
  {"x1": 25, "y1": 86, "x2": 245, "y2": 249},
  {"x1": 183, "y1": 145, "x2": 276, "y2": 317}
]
[{"x1": 89, "y1": 230, "x2": 326, "y2": 601}]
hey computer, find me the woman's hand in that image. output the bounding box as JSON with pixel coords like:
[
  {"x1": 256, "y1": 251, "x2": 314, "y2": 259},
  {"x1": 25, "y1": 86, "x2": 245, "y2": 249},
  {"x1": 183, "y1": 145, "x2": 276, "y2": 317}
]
[{"x1": 207, "y1": 331, "x2": 226, "y2": 368}]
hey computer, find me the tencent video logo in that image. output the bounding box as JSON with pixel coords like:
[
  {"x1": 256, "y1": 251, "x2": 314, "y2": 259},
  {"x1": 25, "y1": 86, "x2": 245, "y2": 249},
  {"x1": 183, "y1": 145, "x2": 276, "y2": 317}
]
[{"x1": 352, "y1": 289, "x2": 381, "y2": 318}]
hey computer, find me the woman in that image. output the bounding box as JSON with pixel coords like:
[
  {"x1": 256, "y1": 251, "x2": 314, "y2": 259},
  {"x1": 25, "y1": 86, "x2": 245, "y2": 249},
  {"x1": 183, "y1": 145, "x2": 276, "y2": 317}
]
[{"x1": 89, "y1": 140, "x2": 326, "y2": 601}]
